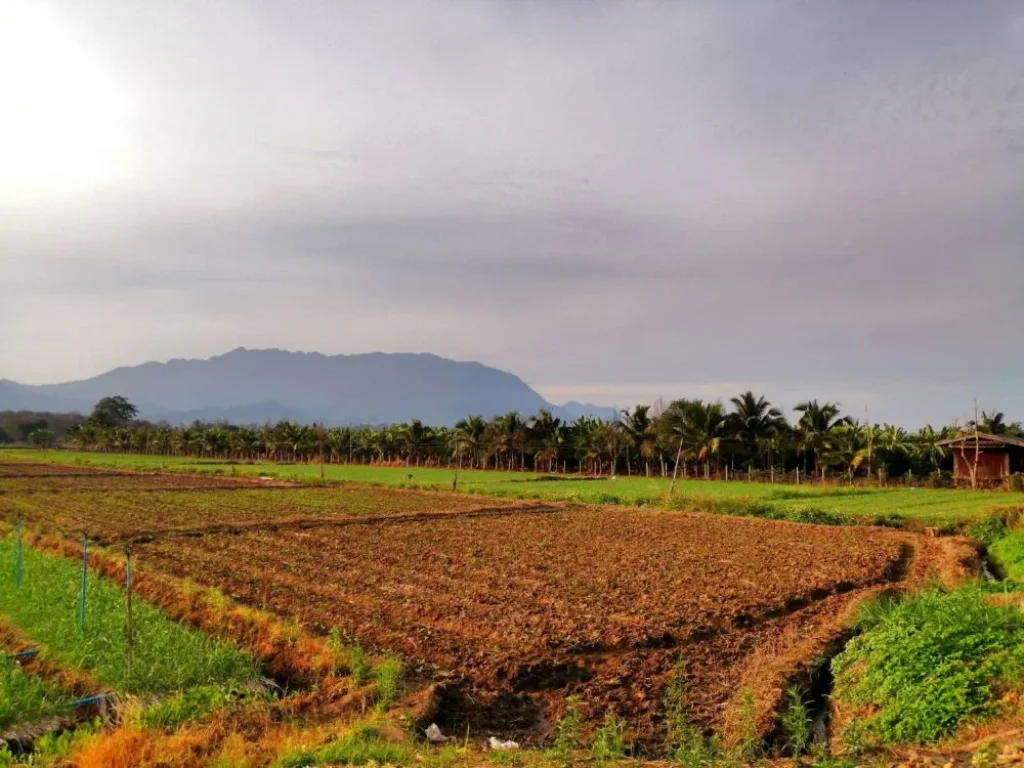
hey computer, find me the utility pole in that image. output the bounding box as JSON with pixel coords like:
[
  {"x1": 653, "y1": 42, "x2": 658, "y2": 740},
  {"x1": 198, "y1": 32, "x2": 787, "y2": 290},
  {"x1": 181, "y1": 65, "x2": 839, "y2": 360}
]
[
  {"x1": 865, "y1": 405, "x2": 873, "y2": 483},
  {"x1": 972, "y1": 397, "x2": 980, "y2": 490}
]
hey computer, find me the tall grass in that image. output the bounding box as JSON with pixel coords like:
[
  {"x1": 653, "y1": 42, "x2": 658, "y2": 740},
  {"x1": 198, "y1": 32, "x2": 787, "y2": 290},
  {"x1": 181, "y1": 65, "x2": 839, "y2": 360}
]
[
  {"x1": 832, "y1": 585, "x2": 1024, "y2": 746},
  {"x1": 0, "y1": 536, "x2": 259, "y2": 693},
  {"x1": 0, "y1": 654, "x2": 69, "y2": 728}
]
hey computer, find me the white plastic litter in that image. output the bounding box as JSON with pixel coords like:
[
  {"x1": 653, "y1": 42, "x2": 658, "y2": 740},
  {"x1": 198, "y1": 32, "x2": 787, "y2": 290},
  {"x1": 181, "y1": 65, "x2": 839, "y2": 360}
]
[
  {"x1": 488, "y1": 737, "x2": 520, "y2": 751},
  {"x1": 424, "y1": 724, "x2": 447, "y2": 744}
]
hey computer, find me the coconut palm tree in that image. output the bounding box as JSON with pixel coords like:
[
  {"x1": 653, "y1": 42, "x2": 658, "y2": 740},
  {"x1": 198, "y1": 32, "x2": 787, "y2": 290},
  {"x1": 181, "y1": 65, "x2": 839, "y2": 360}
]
[
  {"x1": 620, "y1": 405, "x2": 655, "y2": 476},
  {"x1": 660, "y1": 399, "x2": 727, "y2": 482},
  {"x1": 729, "y1": 392, "x2": 786, "y2": 470},
  {"x1": 912, "y1": 425, "x2": 948, "y2": 474},
  {"x1": 794, "y1": 400, "x2": 851, "y2": 479},
  {"x1": 490, "y1": 412, "x2": 524, "y2": 470},
  {"x1": 528, "y1": 410, "x2": 563, "y2": 472}
]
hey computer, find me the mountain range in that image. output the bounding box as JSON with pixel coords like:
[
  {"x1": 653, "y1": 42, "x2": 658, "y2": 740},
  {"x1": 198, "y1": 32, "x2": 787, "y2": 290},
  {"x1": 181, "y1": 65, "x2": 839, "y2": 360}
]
[{"x1": 0, "y1": 348, "x2": 616, "y2": 426}]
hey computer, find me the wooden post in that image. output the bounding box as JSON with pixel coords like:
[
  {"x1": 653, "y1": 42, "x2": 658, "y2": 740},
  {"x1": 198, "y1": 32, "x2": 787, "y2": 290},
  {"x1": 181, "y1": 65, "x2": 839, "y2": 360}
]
[
  {"x1": 668, "y1": 437, "x2": 685, "y2": 496},
  {"x1": 14, "y1": 514, "x2": 22, "y2": 589},
  {"x1": 125, "y1": 549, "x2": 134, "y2": 679},
  {"x1": 79, "y1": 536, "x2": 88, "y2": 632}
]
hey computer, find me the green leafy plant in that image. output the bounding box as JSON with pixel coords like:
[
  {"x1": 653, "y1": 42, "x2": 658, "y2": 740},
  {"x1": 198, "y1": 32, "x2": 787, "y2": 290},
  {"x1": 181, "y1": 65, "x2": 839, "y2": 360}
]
[
  {"x1": 372, "y1": 654, "x2": 404, "y2": 710},
  {"x1": 780, "y1": 686, "x2": 813, "y2": 757},
  {"x1": 548, "y1": 696, "x2": 583, "y2": 763},
  {"x1": 832, "y1": 585, "x2": 1024, "y2": 746},
  {"x1": 590, "y1": 713, "x2": 629, "y2": 763}
]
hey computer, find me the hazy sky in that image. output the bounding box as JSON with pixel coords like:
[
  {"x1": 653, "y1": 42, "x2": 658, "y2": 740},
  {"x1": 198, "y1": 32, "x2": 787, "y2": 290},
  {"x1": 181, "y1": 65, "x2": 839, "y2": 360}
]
[{"x1": 2, "y1": 0, "x2": 1022, "y2": 425}]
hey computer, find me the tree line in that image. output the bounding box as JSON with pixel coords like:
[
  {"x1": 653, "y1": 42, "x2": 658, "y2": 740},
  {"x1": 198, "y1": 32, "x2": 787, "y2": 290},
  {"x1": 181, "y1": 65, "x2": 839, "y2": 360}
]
[{"x1": 42, "y1": 394, "x2": 1023, "y2": 483}]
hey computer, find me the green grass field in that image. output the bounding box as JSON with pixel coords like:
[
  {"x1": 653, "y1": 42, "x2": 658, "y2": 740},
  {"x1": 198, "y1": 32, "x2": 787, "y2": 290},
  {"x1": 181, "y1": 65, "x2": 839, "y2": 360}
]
[
  {"x1": 0, "y1": 534, "x2": 259, "y2": 694},
  {"x1": 6, "y1": 449, "x2": 1024, "y2": 528}
]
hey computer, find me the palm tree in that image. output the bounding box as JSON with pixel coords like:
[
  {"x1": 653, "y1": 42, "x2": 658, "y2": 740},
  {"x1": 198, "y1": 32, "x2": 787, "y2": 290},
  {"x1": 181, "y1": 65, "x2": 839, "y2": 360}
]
[
  {"x1": 491, "y1": 412, "x2": 524, "y2": 471},
  {"x1": 729, "y1": 392, "x2": 786, "y2": 470},
  {"x1": 401, "y1": 420, "x2": 427, "y2": 466},
  {"x1": 528, "y1": 410, "x2": 563, "y2": 472},
  {"x1": 660, "y1": 399, "x2": 726, "y2": 483},
  {"x1": 794, "y1": 400, "x2": 851, "y2": 480},
  {"x1": 912, "y1": 425, "x2": 948, "y2": 474},
  {"x1": 450, "y1": 416, "x2": 486, "y2": 468},
  {"x1": 620, "y1": 405, "x2": 655, "y2": 476},
  {"x1": 978, "y1": 410, "x2": 1010, "y2": 435}
]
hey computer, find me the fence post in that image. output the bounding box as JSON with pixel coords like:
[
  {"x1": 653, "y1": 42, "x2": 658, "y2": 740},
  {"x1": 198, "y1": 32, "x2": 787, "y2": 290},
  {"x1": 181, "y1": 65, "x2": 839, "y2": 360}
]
[
  {"x1": 15, "y1": 515, "x2": 22, "y2": 589},
  {"x1": 79, "y1": 536, "x2": 88, "y2": 632},
  {"x1": 125, "y1": 549, "x2": 134, "y2": 679}
]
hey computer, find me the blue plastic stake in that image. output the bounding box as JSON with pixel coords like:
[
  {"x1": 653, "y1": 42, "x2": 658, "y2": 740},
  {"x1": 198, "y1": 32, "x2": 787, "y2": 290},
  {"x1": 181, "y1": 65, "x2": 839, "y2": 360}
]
[
  {"x1": 79, "y1": 536, "x2": 88, "y2": 631},
  {"x1": 15, "y1": 516, "x2": 22, "y2": 589}
]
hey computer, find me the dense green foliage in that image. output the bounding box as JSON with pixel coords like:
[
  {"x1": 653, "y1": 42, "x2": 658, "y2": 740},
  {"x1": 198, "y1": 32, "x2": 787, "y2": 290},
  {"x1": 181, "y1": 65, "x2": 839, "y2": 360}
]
[
  {"x1": 0, "y1": 537, "x2": 259, "y2": 693},
  {"x1": 832, "y1": 586, "x2": 1024, "y2": 746},
  {"x1": 0, "y1": 654, "x2": 69, "y2": 728},
  {"x1": 55, "y1": 394, "x2": 1024, "y2": 483}
]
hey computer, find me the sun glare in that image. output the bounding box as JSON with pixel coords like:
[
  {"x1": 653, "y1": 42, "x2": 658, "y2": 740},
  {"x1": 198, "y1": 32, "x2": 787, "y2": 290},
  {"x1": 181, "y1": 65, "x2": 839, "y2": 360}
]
[{"x1": 0, "y1": 2, "x2": 135, "y2": 201}]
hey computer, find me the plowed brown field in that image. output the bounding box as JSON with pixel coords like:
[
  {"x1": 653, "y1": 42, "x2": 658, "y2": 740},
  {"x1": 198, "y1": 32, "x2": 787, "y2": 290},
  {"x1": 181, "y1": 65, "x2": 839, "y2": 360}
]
[
  {"x1": 0, "y1": 461, "x2": 947, "y2": 750},
  {"x1": 0, "y1": 481, "x2": 525, "y2": 544},
  {"x1": 133, "y1": 506, "x2": 919, "y2": 744}
]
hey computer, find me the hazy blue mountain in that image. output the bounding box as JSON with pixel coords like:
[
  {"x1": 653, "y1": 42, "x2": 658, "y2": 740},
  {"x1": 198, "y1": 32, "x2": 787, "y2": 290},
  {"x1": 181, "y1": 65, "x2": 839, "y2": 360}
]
[
  {"x1": 0, "y1": 380, "x2": 90, "y2": 414},
  {"x1": 1, "y1": 348, "x2": 608, "y2": 426}
]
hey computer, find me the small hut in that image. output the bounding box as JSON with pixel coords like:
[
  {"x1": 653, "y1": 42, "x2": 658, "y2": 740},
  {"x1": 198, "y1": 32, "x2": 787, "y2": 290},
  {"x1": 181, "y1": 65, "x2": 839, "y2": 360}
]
[{"x1": 937, "y1": 433, "x2": 1024, "y2": 486}]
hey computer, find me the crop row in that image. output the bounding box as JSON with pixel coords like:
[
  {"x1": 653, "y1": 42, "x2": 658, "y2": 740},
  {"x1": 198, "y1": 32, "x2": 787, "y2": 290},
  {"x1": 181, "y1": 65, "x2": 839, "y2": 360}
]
[
  {"x1": 0, "y1": 485, "x2": 512, "y2": 543},
  {"x1": 131, "y1": 507, "x2": 914, "y2": 740}
]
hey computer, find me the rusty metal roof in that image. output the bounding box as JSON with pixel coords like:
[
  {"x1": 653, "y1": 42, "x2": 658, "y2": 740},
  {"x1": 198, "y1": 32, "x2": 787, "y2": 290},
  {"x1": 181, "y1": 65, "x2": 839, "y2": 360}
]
[{"x1": 937, "y1": 432, "x2": 1024, "y2": 449}]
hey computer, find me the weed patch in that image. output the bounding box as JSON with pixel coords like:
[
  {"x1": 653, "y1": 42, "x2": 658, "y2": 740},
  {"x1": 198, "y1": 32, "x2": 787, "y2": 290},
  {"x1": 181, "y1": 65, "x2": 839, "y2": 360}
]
[
  {"x1": 0, "y1": 654, "x2": 69, "y2": 729},
  {"x1": 273, "y1": 725, "x2": 415, "y2": 767},
  {"x1": 832, "y1": 585, "x2": 1024, "y2": 745},
  {"x1": 988, "y1": 531, "x2": 1024, "y2": 582}
]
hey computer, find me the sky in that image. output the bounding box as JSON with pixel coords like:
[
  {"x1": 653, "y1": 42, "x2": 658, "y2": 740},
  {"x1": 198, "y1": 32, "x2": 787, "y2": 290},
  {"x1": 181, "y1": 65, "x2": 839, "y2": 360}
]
[{"x1": 1, "y1": 0, "x2": 1022, "y2": 427}]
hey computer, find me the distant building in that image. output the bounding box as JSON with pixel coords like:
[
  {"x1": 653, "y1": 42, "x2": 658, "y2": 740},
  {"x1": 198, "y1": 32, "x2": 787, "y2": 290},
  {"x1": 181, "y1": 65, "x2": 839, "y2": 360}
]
[{"x1": 937, "y1": 433, "x2": 1024, "y2": 486}]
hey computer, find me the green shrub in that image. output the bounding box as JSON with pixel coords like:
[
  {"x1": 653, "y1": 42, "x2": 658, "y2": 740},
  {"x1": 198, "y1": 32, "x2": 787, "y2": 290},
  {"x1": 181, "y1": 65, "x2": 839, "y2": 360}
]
[
  {"x1": 832, "y1": 586, "x2": 1024, "y2": 745},
  {"x1": 970, "y1": 515, "x2": 1010, "y2": 546},
  {"x1": 1007, "y1": 474, "x2": 1024, "y2": 493}
]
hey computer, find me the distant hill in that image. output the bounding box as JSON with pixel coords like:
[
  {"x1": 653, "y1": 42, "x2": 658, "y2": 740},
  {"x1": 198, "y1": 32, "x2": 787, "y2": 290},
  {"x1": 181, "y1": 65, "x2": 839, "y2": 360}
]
[{"x1": 2, "y1": 349, "x2": 617, "y2": 426}]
